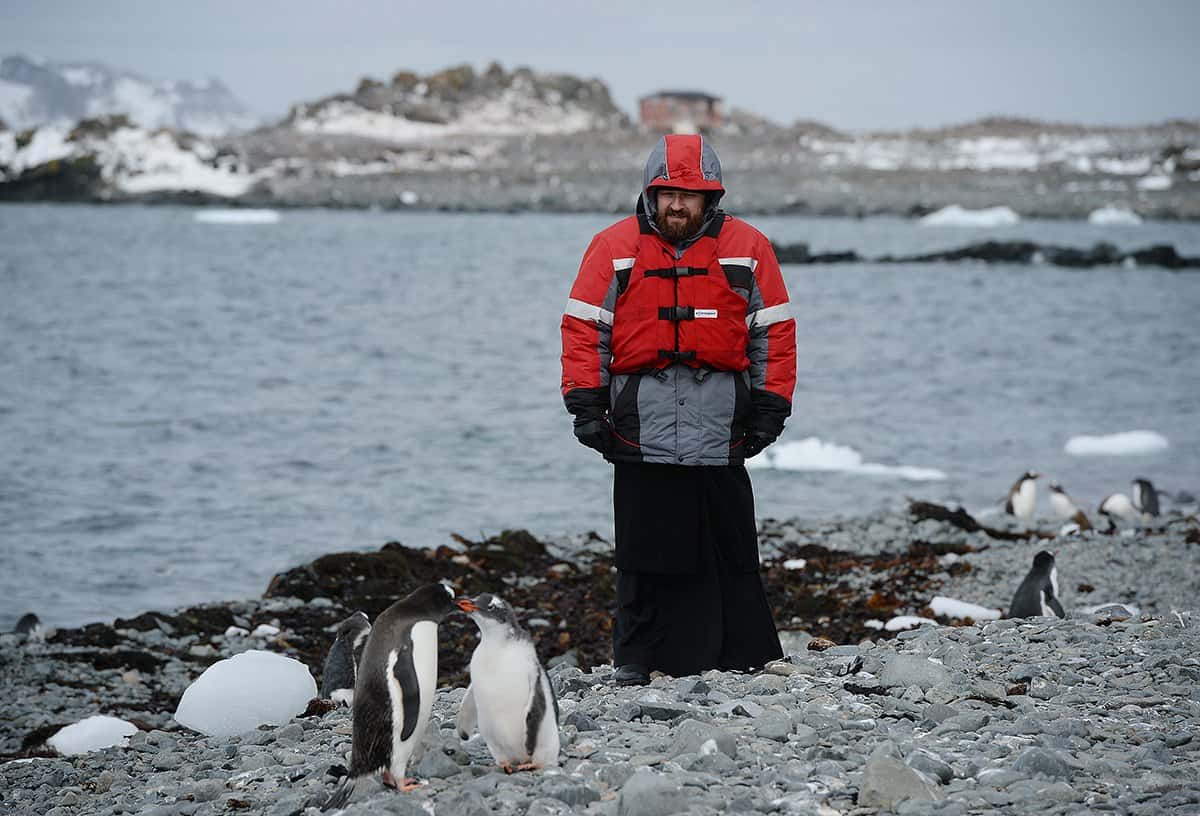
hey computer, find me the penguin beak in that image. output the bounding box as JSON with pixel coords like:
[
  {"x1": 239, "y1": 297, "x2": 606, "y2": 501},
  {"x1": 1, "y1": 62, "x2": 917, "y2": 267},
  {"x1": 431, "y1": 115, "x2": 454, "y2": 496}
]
[{"x1": 456, "y1": 598, "x2": 478, "y2": 612}]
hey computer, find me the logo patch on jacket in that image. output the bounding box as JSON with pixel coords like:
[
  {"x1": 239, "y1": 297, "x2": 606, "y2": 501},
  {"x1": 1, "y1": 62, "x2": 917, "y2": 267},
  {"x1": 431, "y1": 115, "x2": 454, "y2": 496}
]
[{"x1": 694, "y1": 309, "x2": 718, "y2": 319}]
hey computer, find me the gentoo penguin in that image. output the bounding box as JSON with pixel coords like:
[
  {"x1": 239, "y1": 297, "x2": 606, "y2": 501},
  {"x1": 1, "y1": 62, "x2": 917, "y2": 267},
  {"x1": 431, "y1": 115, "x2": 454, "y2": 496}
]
[
  {"x1": 1048, "y1": 482, "x2": 1092, "y2": 531},
  {"x1": 456, "y1": 593, "x2": 560, "y2": 772},
  {"x1": 1009, "y1": 551, "x2": 1066, "y2": 619},
  {"x1": 1098, "y1": 492, "x2": 1138, "y2": 530},
  {"x1": 1131, "y1": 478, "x2": 1160, "y2": 518},
  {"x1": 14, "y1": 613, "x2": 42, "y2": 641},
  {"x1": 321, "y1": 611, "x2": 371, "y2": 705},
  {"x1": 324, "y1": 583, "x2": 460, "y2": 810},
  {"x1": 1005, "y1": 471, "x2": 1040, "y2": 520}
]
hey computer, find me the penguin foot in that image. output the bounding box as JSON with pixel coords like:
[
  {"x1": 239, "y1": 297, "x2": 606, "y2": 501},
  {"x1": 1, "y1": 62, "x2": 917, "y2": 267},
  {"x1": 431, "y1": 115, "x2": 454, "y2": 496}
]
[
  {"x1": 398, "y1": 779, "x2": 422, "y2": 792},
  {"x1": 515, "y1": 762, "x2": 541, "y2": 772}
]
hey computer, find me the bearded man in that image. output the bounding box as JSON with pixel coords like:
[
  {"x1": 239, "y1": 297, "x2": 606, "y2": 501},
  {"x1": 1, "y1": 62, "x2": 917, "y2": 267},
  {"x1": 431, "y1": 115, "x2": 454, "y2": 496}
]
[{"x1": 560, "y1": 134, "x2": 796, "y2": 685}]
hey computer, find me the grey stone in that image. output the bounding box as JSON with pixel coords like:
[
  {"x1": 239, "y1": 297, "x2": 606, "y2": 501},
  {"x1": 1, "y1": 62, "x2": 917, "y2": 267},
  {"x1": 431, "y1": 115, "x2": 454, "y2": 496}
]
[
  {"x1": 1010, "y1": 747, "x2": 1074, "y2": 779},
  {"x1": 414, "y1": 747, "x2": 461, "y2": 779},
  {"x1": 667, "y1": 719, "x2": 736, "y2": 759},
  {"x1": 618, "y1": 771, "x2": 691, "y2": 816},
  {"x1": 432, "y1": 790, "x2": 491, "y2": 816},
  {"x1": 791, "y1": 724, "x2": 819, "y2": 747},
  {"x1": 188, "y1": 779, "x2": 226, "y2": 802},
  {"x1": 526, "y1": 796, "x2": 571, "y2": 816},
  {"x1": 564, "y1": 711, "x2": 599, "y2": 732},
  {"x1": 150, "y1": 752, "x2": 183, "y2": 771},
  {"x1": 907, "y1": 749, "x2": 953, "y2": 784},
  {"x1": 859, "y1": 750, "x2": 941, "y2": 807},
  {"x1": 752, "y1": 710, "x2": 793, "y2": 741},
  {"x1": 922, "y1": 703, "x2": 960, "y2": 724},
  {"x1": 879, "y1": 654, "x2": 951, "y2": 690},
  {"x1": 610, "y1": 702, "x2": 641, "y2": 722},
  {"x1": 544, "y1": 781, "x2": 601, "y2": 808}
]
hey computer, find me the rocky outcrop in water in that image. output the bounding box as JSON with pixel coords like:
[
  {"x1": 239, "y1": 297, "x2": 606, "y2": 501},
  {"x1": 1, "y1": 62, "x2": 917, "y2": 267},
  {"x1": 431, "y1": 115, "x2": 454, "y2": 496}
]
[{"x1": 770, "y1": 240, "x2": 1200, "y2": 269}]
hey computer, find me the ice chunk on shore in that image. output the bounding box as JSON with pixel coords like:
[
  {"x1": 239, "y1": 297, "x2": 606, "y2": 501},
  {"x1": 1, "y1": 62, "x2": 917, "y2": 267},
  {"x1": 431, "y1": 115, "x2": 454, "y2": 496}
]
[
  {"x1": 1088, "y1": 205, "x2": 1142, "y2": 225},
  {"x1": 747, "y1": 437, "x2": 946, "y2": 481},
  {"x1": 1064, "y1": 430, "x2": 1169, "y2": 456},
  {"x1": 194, "y1": 209, "x2": 281, "y2": 225},
  {"x1": 884, "y1": 615, "x2": 937, "y2": 631},
  {"x1": 930, "y1": 596, "x2": 1002, "y2": 621},
  {"x1": 174, "y1": 649, "x2": 316, "y2": 737},
  {"x1": 47, "y1": 715, "x2": 138, "y2": 755},
  {"x1": 919, "y1": 205, "x2": 1020, "y2": 227}
]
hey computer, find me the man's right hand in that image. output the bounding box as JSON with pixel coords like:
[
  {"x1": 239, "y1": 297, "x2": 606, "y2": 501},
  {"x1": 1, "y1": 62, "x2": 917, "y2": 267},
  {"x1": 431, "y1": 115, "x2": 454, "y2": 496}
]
[{"x1": 573, "y1": 418, "x2": 613, "y2": 455}]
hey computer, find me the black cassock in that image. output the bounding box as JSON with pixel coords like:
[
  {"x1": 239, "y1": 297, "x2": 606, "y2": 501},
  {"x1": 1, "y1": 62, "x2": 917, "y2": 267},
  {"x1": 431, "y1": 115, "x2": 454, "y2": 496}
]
[{"x1": 611, "y1": 461, "x2": 783, "y2": 675}]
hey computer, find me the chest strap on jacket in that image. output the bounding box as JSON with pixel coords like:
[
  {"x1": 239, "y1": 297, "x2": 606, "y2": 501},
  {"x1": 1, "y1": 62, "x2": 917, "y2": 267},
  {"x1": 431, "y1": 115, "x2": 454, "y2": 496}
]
[
  {"x1": 645, "y1": 266, "x2": 708, "y2": 279},
  {"x1": 658, "y1": 306, "x2": 695, "y2": 321},
  {"x1": 658, "y1": 350, "x2": 696, "y2": 363}
]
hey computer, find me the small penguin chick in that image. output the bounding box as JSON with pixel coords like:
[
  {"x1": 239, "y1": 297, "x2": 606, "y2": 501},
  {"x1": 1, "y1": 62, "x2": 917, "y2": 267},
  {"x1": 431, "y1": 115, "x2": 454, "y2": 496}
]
[
  {"x1": 14, "y1": 613, "x2": 43, "y2": 641},
  {"x1": 457, "y1": 593, "x2": 560, "y2": 773},
  {"x1": 321, "y1": 611, "x2": 371, "y2": 705}
]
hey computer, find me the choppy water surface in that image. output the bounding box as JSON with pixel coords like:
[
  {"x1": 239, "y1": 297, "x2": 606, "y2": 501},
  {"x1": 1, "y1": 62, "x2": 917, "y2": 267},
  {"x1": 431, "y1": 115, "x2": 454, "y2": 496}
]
[{"x1": 2, "y1": 205, "x2": 1198, "y2": 626}]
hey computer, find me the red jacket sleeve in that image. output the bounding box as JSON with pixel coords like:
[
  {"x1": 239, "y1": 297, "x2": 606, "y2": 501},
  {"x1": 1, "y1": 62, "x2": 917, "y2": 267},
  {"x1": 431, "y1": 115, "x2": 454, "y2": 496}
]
[
  {"x1": 561, "y1": 234, "x2": 615, "y2": 415},
  {"x1": 748, "y1": 235, "x2": 796, "y2": 413}
]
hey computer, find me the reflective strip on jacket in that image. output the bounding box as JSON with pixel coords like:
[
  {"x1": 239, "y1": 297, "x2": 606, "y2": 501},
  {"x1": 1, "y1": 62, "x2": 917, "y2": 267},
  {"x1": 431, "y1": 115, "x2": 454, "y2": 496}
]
[{"x1": 561, "y1": 210, "x2": 796, "y2": 465}]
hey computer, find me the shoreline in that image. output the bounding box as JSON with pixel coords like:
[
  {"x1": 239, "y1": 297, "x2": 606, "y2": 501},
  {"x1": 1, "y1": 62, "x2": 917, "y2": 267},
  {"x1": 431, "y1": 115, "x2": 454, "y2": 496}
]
[{"x1": 2, "y1": 505, "x2": 1198, "y2": 814}]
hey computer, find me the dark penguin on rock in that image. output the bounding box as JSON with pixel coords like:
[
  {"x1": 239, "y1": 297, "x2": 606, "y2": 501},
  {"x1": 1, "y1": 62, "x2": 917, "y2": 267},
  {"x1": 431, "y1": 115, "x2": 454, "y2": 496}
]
[
  {"x1": 14, "y1": 613, "x2": 42, "y2": 641},
  {"x1": 1131, "y1": 478, "x2": 1160, "y2": 518},
  {"x1": 323, "y1": 583, "x2": 460, "y2": 810},
  {"x1": 456, "y1": 593, "x2": 560, "y2": 772},
  {"x1": 1005, "y1": 471, "x2": 1039, "y2": 521},
  {"x1": 321, "y1": 611, "x2": 371, "y2": 706},
  {"x1": 1009, "y1": 551, "x2": 1066, "y2": 619}
]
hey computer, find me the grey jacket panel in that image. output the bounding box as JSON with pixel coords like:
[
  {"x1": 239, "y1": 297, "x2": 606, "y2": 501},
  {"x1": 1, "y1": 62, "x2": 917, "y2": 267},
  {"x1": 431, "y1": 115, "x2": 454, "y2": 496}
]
[
  {"x1": 595, "y1": 272, "x2": 622, "y2": 388},
  {"x1": 744, "y1": 272, "x2": 769, "y2": 391},
  {"x1": 610, "y1": 367, "x2": 748, "y2": 465}
]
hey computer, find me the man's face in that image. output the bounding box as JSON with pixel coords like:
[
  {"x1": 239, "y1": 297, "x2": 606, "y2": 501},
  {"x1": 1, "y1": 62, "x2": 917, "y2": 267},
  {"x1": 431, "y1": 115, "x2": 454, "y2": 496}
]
[{"x1": 655, "y1": 188, "x2": 707, "y2": 242}]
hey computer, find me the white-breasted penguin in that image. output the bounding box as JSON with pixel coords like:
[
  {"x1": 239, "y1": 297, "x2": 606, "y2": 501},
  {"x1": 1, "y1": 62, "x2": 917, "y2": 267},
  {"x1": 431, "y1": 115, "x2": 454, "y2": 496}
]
[
  {"x1": 455, "y1": 593, "x2": 560, "y2": 773},
  {"x1": 1048, "y1": 482, "x2": 1092, "y2": 531},
  {"x1": 1131, "y1": 478, "x2": 1160, "y2": 518},
  {"x1": 1005, "y1": 471, "x2": 1040, "y2": 520},
  {"x1": 1009, "y1": 550, "x2": 1066, "y2": 619},
  {"x1": 320, "y1": 611, "x2": 371, "y2": 705},
  {"x1": 1098, "y1": 492, "x2": 1138, "y2": 530},
  {"x1": 324, "y1": 583, "x2": 460, "y2": 810}
]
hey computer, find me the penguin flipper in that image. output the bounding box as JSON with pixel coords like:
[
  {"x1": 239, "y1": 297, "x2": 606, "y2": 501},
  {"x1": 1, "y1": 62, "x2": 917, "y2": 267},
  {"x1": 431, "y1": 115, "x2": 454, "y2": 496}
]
[
  {"x1": 393, "y1": 642, "x2": 422, "y2": 741},
  {"x1": 1046, "y1": 592, "x2": 1066, "y2": 619},
  {"x1": 457, "y1": 684, "x2": 478, "y2": 740},
  {"x1": 525, "y1": 666, "x2": 549, "y2": 758}
]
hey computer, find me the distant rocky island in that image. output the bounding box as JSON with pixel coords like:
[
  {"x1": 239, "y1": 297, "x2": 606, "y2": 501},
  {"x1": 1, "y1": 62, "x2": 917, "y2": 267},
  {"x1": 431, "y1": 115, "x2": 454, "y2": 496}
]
[{"x1": 2, "y1": 57, "x2": 1199, "y2": 220}]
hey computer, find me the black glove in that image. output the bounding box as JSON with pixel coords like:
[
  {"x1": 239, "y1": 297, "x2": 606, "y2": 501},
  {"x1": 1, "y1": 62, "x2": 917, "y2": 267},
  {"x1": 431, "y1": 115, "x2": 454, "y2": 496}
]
[
  {"x1": 740, "y1": 429, "x2": 777, "y2": 458},
  {"x1": 573, "y1": 417, "x2": 613, "y2": 455}
]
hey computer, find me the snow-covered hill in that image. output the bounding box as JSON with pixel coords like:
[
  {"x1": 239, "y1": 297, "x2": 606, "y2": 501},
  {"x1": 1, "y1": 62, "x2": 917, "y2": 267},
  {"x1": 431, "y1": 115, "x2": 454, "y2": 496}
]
[
  {"x1": 285, "y1": 62, "x2": 628, "y2": 143},
  {"x1": 0, "y1": 115, "x2": 261, "y2": 199},
  {"x1": 0, "y1": 55, "x2": 258, "y2": 137}
]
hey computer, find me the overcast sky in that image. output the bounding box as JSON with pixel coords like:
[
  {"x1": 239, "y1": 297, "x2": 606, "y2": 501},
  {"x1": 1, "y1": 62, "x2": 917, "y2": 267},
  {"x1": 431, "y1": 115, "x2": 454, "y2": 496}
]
[{"x1": 5, "y1": 1, "x2": 1199, "y2": 131}]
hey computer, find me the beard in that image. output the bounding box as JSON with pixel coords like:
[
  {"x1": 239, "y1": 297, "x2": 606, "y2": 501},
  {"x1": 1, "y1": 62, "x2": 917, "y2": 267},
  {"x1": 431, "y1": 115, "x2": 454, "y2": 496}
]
[{"x1": 655, "y1": 206, "x2": 707, "y2": 243}]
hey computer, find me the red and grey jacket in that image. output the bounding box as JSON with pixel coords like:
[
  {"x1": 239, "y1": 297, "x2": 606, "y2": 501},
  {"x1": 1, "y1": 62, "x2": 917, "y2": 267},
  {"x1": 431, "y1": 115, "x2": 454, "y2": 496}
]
[{"x1": 561, "y1": 201, "x2": 796, "y2": 465}]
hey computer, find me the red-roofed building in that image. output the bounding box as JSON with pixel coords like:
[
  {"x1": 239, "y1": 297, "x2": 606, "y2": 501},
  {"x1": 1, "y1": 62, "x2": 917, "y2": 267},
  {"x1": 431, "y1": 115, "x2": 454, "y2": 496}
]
[{"x1": 639, "y1": 90, "x2": 723, "y2": 133}]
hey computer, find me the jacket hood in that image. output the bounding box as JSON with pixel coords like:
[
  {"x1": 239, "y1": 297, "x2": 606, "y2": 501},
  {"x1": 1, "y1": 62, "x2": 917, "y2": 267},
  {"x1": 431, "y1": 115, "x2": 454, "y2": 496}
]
[{"x1": 640, "y1": 134, "x2": 725, "y2": 222}]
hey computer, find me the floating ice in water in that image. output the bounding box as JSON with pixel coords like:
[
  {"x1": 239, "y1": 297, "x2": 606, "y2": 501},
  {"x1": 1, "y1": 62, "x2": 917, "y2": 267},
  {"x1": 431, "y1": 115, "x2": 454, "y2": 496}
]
[
  {"x1": 782, "y1": 558, "x2": 807, "y2": 571},
  {"x1": 193, "y1": 209, "x2": 281, "y2": 225},
  {"x1": 1136, "y1": 175, "x2": 1172, "y2": 191},
  {"x1": 930, "y1": 596, "x2": 1002, "y2": 621},
  {"x1": 747, "y1": 437, "x2": 946, "y2": 481},
  {"x1": 864, "y1": 619, "x2": 885, "y2": 630},
  {"x1": 1088, "y1": 205, "x2": 1142, "y2": 225},
  {"x1": 919, "y1": 205, "x2": 1020, "y2": 227},
  {"x1": 1064, "y1": 430, "x2": 1169, "y2": 456},
  {"x1": 884, "y1": 615, "x2": 937, "y2": 631},
  {"x1": 399, "y1": 190, "x2": 419, "y2": 206},
  {"x1": 47, "y1": 715, "x2": 138, "y2": 755},
  {"x1": 224, "y1": 625, "x2": 249, "y2": 638},
  {"x1": 174, "y1": 649, "x2": 316, "y2": 737},
  {"x1": 251, "y1": 624, "x2": 280, "y2": 637}
]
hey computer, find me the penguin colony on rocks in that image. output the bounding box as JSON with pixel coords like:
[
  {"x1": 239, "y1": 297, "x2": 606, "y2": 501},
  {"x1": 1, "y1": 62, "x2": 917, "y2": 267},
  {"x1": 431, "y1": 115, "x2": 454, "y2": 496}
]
[
  {"x1": 997, "y1": 474, "x2": 1171, "y2": 621},
  {"x1": 321, "y1": 583, "x2": 560, "y2": 810}
]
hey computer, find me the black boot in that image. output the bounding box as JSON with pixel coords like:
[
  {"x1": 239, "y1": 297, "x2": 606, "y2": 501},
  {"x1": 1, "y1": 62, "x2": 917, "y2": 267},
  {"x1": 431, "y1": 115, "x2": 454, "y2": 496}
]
[{"x1": 612, "y1": 663, "x2": 650, "y2": 686}]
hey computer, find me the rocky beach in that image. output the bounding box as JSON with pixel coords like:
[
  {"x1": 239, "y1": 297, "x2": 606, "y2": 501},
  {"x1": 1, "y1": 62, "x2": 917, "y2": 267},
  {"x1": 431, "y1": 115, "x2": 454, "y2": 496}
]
[{"x1": 3, "y1": 505, "x2": 1198, "y2": 815}]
